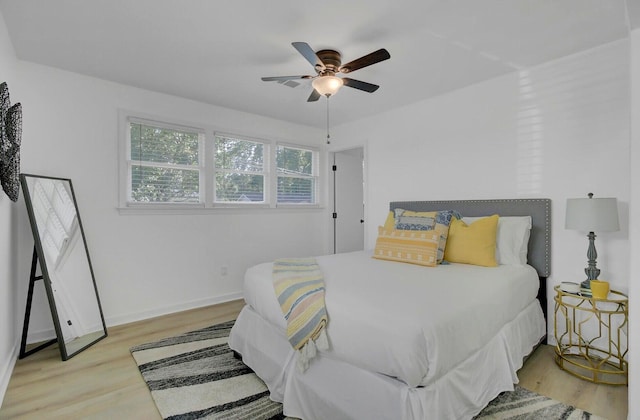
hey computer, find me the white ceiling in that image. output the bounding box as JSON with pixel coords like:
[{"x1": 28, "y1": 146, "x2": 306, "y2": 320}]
[{"x1": 0, "y1": 0, "x2": 635, "y2": 128}]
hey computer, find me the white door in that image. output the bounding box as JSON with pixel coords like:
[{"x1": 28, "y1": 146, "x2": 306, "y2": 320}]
[{"x1": 333, "y1": 147, "x2": 364, "y2": 253}]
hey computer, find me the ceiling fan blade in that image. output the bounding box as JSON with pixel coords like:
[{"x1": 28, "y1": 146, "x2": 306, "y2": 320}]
[
  {"x1": 292, "y1": 42, "x2": 325, "y2": 71},
  {"x1": 342, "y1": 78, "x2": 379, "y2": 93},
  {"x1": 307, "y1": 89, "x2": 321, "y2": 102},
  {"x1": 339, "y1": 49, "x2": 390, "y2": 73},
  {"x1": 261, "y1": 75, "x2": 313, "y2": 82}
]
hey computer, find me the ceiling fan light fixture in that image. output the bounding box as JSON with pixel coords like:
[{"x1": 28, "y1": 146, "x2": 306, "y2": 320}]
[
  {"x1": 312, "y1": 76, "x2": 343, "y2": 97},
  {"x1": 262, "y1": 42, "x2": 390, "y2": 102}
]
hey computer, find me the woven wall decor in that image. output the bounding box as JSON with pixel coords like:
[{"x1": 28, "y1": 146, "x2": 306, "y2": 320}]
[
  {"x1": 0, "y1": 82, "x2": 8, "y2": 156},
  {"x1": 0, "y1": 82, "x2": 22, "y2": 202}
]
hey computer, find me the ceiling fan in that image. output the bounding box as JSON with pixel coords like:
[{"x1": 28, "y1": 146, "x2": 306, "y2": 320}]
[{"x1": 261, "y1": 42, "x2": 390, "y2": 102}]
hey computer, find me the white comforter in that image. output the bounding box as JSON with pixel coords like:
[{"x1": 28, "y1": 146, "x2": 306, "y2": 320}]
[{"x1": 243, "y1": 250, "x2": 539, "y2": 387}]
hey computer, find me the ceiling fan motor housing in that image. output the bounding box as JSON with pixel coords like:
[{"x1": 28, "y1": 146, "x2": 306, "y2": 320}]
[{"x1": 316, "y1": 49, "x2": 343, "y2": 74}]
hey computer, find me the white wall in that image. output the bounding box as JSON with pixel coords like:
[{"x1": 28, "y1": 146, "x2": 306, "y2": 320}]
[
  {"x1": 333, "y1": 40, "x2": 630, "y2": 343},
  {"x1": 11, "y1": 60, "x2": 330, "y2": 340},
  {"x1": 0, "y1": 9, "x2": 20, "y2": 404},
  {"x1": 1, "y1": 9, "x2": 635, "y2": 416},
  {"x1": 628, "y1": 26, "x2": 639, "y2": 420}
]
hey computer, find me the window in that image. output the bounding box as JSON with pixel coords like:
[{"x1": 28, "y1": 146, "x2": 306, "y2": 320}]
[
  {"x1": 276, "y1": 145, "x2": 317, "y2": 204},
  {"x1": 120, "y1": 113, "x2": 321, "y2": 210},
  {"x1": 214, "y1": 134, "x2": 266, "y2": 203},
  {"x1": 128, "y1": 120, "x2": 203, "y2": 204}
]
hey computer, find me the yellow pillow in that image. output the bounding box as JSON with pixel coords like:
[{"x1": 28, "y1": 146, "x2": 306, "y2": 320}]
[
  {"x1": 373, "y1": 226, "x2": 439, "y2": 267},
  {"x1": 444, "y1": 215, "x2": 499, "y2": 267},
  {"x1": 383, "y1": 211, "x2": 396, "y2": 231}
]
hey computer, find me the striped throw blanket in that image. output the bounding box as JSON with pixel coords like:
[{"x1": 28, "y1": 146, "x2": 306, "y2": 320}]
[{"x1": 273, "y1": 257, "x2": 329, "y2": 371}]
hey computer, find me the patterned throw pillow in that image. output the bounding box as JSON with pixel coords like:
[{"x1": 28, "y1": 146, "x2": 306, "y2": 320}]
[
  {"x1": 394, "y1": 209, "x2": 436, "y2": 230},
  {"x1": 392, "y1": 209, "x2": 460, "y2": 263},
  {"x1": 373, "y1": 226, "x2": 439, "y2": 267}
]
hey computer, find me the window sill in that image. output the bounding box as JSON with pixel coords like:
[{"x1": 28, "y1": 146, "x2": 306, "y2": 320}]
[{"x1": 117, "y1": 204, "x2": 324, "y2": 215}]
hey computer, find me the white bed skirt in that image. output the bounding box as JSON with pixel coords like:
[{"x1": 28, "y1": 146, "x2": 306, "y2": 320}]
[{"x1": 229, "y1": 300, "x2": 546, "y2": 420}]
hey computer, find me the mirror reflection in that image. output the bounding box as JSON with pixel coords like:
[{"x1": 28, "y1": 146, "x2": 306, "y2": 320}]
[{"x1": 21, "y1": 174, "x2": 107, "y2": 359}]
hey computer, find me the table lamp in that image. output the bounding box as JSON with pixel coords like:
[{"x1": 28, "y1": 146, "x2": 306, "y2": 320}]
[{"x1": 565, "y1": 193, "x2": 619, "y2": 289}]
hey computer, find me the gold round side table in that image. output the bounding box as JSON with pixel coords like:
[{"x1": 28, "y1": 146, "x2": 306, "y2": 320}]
[{"x1": 553, "y1": 284, "x2": 628, "y2": 385}]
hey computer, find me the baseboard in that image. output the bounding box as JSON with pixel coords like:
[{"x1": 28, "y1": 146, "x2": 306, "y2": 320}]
[
  {"x1": 104, "y1": 291, "x2": 244, "y2": 328},
  {"x1": 0, "y1": 342, "x2": 19, "y2": 407},
  {"x1": 24, "y1": 328, "x2": 57, "y2": 346},
  {"x1": 20, "y1": 292, "x2": 245, "y2": 345}
]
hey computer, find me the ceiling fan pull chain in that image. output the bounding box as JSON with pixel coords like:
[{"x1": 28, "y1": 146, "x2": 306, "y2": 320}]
[{"x1": 326, "y1": 97, "x2": 331, "y2": 145}]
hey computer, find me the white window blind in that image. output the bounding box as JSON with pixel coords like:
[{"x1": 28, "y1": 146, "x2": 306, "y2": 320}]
[
  {"x1": 128, "y1": 121, "x2": 203, "y2": 204},
  {"x1": 119, "y1": 112, "x2": 321, "y2": 210},
  {"x1": 214, "y1": 134, "x2": 266, "y2": 203},
  {"x1": 276, "y1": 145, "x2": 317, "y2": 204}
]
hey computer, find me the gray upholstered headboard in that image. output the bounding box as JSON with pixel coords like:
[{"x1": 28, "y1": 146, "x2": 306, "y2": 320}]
[{"x1": 389, "y1": 199, "x2": 551, "y2": 278}]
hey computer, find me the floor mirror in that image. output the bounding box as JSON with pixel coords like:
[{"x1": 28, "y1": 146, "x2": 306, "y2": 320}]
[{"x1": 20, "y1": 174, "x2": 107, "y2": 360}]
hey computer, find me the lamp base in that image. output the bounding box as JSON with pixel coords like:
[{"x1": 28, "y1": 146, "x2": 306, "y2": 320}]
[{"x1": 581, "y1": 231, "x2": 600, "y2": 290}]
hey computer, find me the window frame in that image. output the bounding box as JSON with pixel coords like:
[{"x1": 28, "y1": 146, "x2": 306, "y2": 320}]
[
  {"x1": 213, "y1": 132, "x2": 270, "y2": 208},
  {"x1": 118, "y1": 111, "x2": 323, "y2": 213},
  {"x1": 275, "y1": 142, "x2": 319, "y2": 206},
  {"x1": 126, "y1": 117, "x2": 205, "y2": 207}
]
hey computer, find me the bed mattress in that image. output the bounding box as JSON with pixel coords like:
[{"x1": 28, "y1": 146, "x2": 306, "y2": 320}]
[
  {"x1": 229, "y1": 301, "x2": 545, "y2": 419},
  {"x1": 241, "y1": 250, "x2": 540, "y2": 387}
]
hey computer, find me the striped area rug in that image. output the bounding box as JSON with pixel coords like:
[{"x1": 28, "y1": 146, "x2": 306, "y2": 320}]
[
  {"x1": 130, "y1": 321, "x2": 285, "y2": 419},
  {"x1": 473, "y1": 386, "x2": 606, "y2": 419},
  {"x1": 131, "y1": 320, "x2": 605, "y2": 420}
]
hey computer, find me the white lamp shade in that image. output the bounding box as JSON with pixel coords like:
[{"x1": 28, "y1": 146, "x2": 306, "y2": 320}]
[
  {"x1": 565, "y1": 196, "x2": 619, "y2": 232},
  {"x1": 312, "y1": 76, "x2": 343, "y2": 96}
]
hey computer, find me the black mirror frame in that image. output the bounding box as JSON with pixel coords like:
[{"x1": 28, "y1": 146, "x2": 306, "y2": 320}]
[{"x1": 20, "y1": 173, "x2": 107, "y2": 360}]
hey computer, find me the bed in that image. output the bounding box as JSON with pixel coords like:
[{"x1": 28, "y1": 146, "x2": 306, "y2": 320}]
[{"x1": 229, "y1": 199, "x2": 551, "y2": 419}]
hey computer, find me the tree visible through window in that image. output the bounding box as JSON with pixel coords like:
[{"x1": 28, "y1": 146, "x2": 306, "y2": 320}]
[
  {"x1": 277, "y1": 145, "x2": 316, "y2": 204},
  {"x1": 214, "y1": 135, "x2": 265, "y2": 202},
  {"x1": 129, "y1": 122, "x2": 201, "y2": 203},
  {"x1": 122, "y1": 114, "x2": 320, "y2": 208}
]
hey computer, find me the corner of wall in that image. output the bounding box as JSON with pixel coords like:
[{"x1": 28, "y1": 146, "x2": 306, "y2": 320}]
[
  {"x1": 627, "y1": 26, "x2": 640, "y2": 420},
  {"x1": 0, "y1": 6, "x2": 22, "y2": 406},
  {"x1": 0, "y1": 342, "x2": 18, "y2": 409}
]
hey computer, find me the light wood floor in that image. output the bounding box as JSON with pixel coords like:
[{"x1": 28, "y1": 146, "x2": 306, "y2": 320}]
[
  {"x1": 518, "y1": 344, "x2": 627, "y2": 420},
  {"x1": 0, "y1": 300, "x2": 627, "y2": 419}
]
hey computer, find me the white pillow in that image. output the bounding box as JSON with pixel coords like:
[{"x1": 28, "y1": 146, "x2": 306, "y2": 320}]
[{"x1": 461, "y1": 216, "x2": 532, "y2": 265}]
